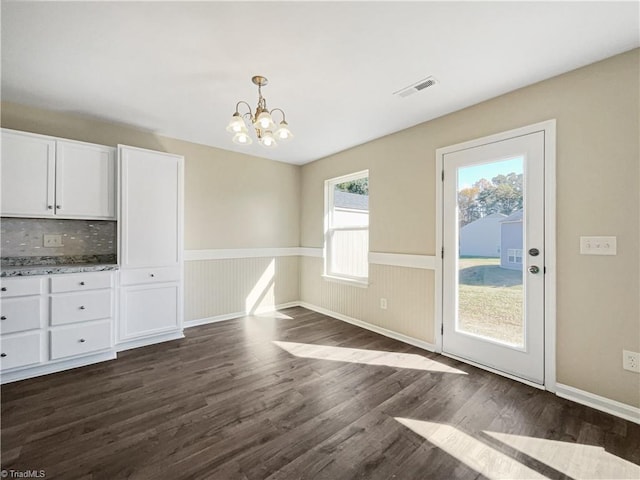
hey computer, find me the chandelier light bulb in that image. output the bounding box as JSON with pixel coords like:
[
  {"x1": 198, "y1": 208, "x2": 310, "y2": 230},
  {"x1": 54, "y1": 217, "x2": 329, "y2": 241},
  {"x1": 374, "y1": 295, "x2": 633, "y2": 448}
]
[
  {"x1": 226, "y1": 113, "x2": 246, "y2": 134},
  {"x1": 260, "y1": 131, "x2": 277, "y2": 148},
  {"x1": 232, "y1": 132, "x2": 253, "y2": 145},
  {"x1": 274, "y1": 121, "x2": 293, "y2": 141},
  {"x1": 255, "y1": 111, "x2": 275, "y2": 131}
]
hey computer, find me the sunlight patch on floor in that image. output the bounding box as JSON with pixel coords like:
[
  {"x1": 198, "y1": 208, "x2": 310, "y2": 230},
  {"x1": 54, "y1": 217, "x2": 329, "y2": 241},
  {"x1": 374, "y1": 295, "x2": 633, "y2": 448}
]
[
  {"x1": 486, "y1": 431, "x2": 640, "y2": 480},
  {"x1": 395, "y1": 418, "x2": 547, "y2": 479},
  {"x1": 273, "y1": 341, "x2": 467, "y2": 374}
]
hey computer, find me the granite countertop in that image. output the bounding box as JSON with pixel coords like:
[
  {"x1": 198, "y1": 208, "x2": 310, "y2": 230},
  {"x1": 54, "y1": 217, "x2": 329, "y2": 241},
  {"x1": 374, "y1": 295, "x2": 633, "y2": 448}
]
[{"x1": 1, "y1": 254, "x2": 119, "y2": 277}]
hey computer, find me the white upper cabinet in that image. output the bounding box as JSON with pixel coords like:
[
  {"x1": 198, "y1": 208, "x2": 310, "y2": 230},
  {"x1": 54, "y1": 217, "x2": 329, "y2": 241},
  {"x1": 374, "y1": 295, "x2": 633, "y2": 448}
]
[
  {"x1": 119, "y1": 146, "x2": 183, "y2": 268},
  {"x1": 1, "y1": 129, "x2": 116, "y2": 220},
  {"x1": 1, "y1": 130, "x2": 56, "y2": 216},
  {"x1": 55, "y1": 140, "x2": 116, "y2": 219}
]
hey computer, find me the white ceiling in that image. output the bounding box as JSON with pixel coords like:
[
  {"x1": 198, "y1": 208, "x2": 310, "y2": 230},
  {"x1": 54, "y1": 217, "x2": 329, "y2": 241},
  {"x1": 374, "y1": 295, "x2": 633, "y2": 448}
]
[{"x1": 2, "y1": 2, "x2": 638, "y2": 165}]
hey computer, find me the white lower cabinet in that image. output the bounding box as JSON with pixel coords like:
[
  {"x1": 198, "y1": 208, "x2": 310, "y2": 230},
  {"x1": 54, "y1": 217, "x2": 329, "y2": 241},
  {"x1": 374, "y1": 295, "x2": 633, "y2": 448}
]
[
  {"x1": 0, "y1": 271, "x2": 116, "y2": 383},
  {"x1": 120, "y1": 284, "x2": 179, "y2": 340},
  {"x1": 50, "y1": 320, "x2": 112, "y2": 360},
  {"x1": 0, "y1": 332, "x2": 42, "y2": 370}
]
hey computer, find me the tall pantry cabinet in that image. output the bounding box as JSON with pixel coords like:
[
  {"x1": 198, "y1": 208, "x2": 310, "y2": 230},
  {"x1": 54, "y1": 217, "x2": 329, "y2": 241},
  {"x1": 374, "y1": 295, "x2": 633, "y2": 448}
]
[{"x1": 117, "y1": 146, "x2": 184, "y2": 350}]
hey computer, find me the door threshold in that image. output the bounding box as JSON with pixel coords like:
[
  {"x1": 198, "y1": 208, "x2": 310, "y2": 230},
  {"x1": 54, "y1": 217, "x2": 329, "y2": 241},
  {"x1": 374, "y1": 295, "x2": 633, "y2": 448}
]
[{"x1": 441, "y1": 351, "x2": 545, "y2": 390}]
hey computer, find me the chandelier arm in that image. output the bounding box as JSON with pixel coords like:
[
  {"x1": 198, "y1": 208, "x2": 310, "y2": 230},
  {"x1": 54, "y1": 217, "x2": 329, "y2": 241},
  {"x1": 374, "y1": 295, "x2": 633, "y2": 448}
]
[
  {"x1": 270, "y1": 108, "x2": 287, "y2": 123},
  {"x1": 235, "y1": 101, "x2": 253, "y2": 116}
]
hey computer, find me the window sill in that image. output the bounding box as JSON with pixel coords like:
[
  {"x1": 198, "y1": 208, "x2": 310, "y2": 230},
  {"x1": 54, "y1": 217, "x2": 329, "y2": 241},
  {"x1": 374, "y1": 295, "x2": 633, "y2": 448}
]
[{"x1": 321, "y1": 274, "x2": 369, "y2": 288}]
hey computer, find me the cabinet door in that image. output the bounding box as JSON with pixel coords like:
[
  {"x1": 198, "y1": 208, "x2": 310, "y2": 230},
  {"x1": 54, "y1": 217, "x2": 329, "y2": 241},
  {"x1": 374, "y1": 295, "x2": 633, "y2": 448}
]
[
  {"x1": 119, "y1": 284, "x2": 179, "y2": 341},
  {"x1": 55, "y1": 140, "x2": 116, "y2": 219},
  {"x1": 1, "y1": 130, "x2": 55, "y2": 217},
  {"x1": 120, "y1": 146, "x2": 183, "y2": 267}
]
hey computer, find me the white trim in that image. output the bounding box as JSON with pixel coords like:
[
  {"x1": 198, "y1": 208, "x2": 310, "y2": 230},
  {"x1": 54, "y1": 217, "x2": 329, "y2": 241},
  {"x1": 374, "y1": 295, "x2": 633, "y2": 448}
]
[
  {"x1": 298, "y1": 247, "x2": 323, "y2": 258},
  {"x1": 369, "y1": 252, "x2": 436, "y2": 270},
  {"x1": 184, "y1": 248, "x2": 435, "y2": 271},
  {"x1": 321, "y1": 275, "x2": 370, "y2": 288},
  {"x1": 0, "y1": 351, "x2": 117, "y2": 384},
  {"x1": 556, "y1": 383, "x2": 640, "y2": 425},
  {"x1": 299, "y1": 302, "x2": 436, "y2": 352},
  {"x1": 184, "y1": 311, "x2": 245, "y2": 328},
  {"x1": 185, "y1": 247, "x2": 301, "y2": 261},
  {"x1": 115, "y1": 330, "x2": 184, "y2": 352},
  {"x1": 184, "y1": 302, "x2": 301, "y2": 329},
  {"x1": 434, "y1": 119, "x2": 557, "y2": 391}
]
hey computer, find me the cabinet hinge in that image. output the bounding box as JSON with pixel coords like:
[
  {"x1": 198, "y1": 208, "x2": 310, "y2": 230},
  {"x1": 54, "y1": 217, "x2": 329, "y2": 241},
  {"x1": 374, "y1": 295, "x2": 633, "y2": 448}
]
[
  {"x1": 441, "y1": 247, "x2": 444, "y2": 259},
  {"x1": 441, "y1": 170, "x2": 444, "y2": 181},
  {"x1": 441, "y1": 324, "x2": 444, "y2": 335}
]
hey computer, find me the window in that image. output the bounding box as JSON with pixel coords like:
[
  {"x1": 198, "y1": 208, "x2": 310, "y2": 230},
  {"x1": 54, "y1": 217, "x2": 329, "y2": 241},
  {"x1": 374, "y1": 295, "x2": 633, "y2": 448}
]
[
  {"x1": 507, "y1": 248, "x2": 523, "y2": 264},
  {"x1": 324, "y1": 170, "x2": 369, "y2": 284}
]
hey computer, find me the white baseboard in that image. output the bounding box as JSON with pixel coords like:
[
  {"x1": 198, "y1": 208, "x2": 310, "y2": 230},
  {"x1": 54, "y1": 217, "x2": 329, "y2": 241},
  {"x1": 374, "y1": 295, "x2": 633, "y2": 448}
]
[
  {"x1": 184, "y1": 302, "x2": 301, "y2": 328},
  {"x1": 1, "y1": 351, "x2": 117, "y2": 384},
  {"x1": 116, "y1": 330, "x2": 185, "y2": 352},
  {"x1": 184, "y1": 311, "x2": 245, "y2": 328},
  {"x1": 556, "y1": 383, "x2": 640, "y2": 424},
  {"x1": 298, "y1": 301, "x2": 436, "y2": 352}
]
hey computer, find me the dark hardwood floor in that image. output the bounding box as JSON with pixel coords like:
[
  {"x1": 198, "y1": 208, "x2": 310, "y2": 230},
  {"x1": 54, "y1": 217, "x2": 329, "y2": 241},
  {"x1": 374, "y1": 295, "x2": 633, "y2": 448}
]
[{"x1": 2, "y1": 307, "x2": 639, "y2": 479}]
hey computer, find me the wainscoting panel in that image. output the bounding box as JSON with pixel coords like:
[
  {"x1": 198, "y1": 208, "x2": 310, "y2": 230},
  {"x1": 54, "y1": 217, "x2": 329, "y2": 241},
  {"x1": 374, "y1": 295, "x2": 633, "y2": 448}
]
[
  {"x1": 184, "y1": 256, "x2": 300, "y2": 322},
  {"x1": 299, "y1": 256, "x2": 434, "y2": 343}
]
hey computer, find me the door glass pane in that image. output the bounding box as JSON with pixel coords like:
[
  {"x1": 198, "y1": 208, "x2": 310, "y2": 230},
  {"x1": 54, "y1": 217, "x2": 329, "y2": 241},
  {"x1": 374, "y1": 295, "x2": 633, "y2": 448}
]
[{"x1": 456, "y1": 157, "x2": 524, "y2": 347}]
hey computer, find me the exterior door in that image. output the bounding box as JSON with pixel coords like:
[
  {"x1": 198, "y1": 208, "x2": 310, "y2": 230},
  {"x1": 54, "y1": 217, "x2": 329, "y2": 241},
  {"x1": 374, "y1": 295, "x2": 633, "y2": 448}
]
[{"x1": 442, "y1": 131, "x2": 545, "y2": 384}]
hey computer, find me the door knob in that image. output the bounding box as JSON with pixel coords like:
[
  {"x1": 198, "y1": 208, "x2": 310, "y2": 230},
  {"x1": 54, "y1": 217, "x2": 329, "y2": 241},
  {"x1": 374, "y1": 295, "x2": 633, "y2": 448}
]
[
  {"x1": 529, "y1": 248, "x2": 540, "y2": 256},
  {"x1": 528, "y1": 265, "x2": 540, "y2": 274}
]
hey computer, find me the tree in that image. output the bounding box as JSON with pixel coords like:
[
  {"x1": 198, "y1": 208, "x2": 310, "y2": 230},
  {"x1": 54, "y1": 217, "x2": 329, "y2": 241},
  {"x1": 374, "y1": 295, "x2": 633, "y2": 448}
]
[
  {"x1": 335, "y1": 178, "x2": 368, "y2": 195},
  {"x1": 458, "y1": 172, "x2": 522, "y2": 226}
]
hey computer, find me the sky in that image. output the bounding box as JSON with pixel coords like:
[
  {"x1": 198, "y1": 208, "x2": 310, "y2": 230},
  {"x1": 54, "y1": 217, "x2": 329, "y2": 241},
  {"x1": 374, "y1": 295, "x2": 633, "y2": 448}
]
[{"x1": 457, "y1": 157, "x2": 523, "y2": 189}]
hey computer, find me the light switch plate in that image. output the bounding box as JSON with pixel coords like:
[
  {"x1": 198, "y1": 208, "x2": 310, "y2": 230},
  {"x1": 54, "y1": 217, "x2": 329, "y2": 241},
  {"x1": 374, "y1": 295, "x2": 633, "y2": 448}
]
[
  {"x1": 580, "y1": 236, "x2": 616, "y2": 255},
  {"x1": 43, "y1": 234, "x2": 63, "y2": 248}
]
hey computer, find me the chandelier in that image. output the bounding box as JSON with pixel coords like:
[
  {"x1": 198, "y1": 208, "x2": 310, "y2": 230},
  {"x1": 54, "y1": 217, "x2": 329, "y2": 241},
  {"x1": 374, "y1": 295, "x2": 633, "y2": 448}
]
[{"x1": 226, "y1": 75, "x2": 293, "y2": 148}]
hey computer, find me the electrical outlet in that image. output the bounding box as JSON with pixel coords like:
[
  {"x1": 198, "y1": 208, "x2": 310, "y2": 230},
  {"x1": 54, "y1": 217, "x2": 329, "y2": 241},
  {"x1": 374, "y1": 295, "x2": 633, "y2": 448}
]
[
  {"x1": 43, "y1": 234, "x2": 63, "y2": 248},
  {"x1": 380, "y1": 298, "x2": 388, "y2": 310},
  {"x1": 623, "y1": 350, "x2": 640, "y2": 373}
]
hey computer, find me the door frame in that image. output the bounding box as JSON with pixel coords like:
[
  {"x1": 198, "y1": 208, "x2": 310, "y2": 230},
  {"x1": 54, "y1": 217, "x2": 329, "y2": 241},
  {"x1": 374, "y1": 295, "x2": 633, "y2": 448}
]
[{"x1": 434, "y1": 119, "x2": 557, "y2": 392}]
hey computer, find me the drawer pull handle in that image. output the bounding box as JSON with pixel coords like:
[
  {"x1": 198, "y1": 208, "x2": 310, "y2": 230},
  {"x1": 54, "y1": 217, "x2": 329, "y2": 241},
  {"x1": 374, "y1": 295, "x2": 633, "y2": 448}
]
[
  {"x1": 79, "y1": 306, "x2": 86, "y2": 310},
  {"x1": 56, "y1": 205, "x2": 62, "y2": 209},
  {"x1": 79, "y1": 338, "x2": 86, "y2": 343},
  {"x1": 150, "y1": 274, "x2": 155, "y2": 277},
  {"x1": 80, "y1": 281, "x2": 85, "y2": 286},
  {"x1": 1, "y1": 287, "x2": 6, "y2": 292},
  {"x1": 0, "y1": 353, "x2": 6, "y2": 358},
  {"x1": 0, "y1": 316, "x2": 5, "y2": 320},
  {"x1": 47, "y1": 205, "x2": 53, "y2": 210}
]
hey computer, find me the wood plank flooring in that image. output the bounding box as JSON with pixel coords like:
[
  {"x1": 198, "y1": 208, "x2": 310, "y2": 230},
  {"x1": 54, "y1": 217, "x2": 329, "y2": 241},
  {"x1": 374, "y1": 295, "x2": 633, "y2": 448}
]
[{"x1": 2, "y1": 307, "x2": 639, "y2": 479}]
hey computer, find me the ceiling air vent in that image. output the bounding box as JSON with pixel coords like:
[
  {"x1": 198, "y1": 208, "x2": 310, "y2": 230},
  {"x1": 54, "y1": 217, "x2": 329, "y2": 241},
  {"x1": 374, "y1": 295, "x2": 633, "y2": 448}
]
[{"x1": 393, "y1": 76, "x2": 438, "y2": 98}]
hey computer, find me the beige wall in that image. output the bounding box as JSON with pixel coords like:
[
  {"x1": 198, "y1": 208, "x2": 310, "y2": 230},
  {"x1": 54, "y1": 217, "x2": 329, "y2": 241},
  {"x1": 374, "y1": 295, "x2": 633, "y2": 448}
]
[
  {"x1": 301, "y1": 49, "x2": 640, "y2": 407},
  {"x1": 1, "y1": 101, "x2": 300, "y2": 250}
]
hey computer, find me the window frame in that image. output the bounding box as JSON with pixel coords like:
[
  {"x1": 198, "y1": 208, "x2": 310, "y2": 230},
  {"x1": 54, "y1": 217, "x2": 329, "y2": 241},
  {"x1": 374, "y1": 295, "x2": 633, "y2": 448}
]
[{"x1": 323, "y1": 170, "x2": 370, "y2": 286}]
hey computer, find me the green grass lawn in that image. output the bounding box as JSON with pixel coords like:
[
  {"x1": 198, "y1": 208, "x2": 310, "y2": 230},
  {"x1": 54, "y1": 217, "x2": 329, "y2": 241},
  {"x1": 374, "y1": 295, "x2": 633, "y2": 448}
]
[{"x1": 458, "y1": 257, "x2": 524, "y2": 345}]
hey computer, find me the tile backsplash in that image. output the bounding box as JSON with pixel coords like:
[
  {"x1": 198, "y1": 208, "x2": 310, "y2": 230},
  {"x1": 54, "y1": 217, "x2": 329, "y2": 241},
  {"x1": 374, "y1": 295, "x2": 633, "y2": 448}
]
[{"x1": 1, "y1": 218, "x2": 116, "y2": 258}]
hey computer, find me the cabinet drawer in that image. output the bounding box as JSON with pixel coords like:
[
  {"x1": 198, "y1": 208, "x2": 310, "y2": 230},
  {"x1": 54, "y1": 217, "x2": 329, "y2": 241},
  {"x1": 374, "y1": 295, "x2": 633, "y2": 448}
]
[
  {"x1": 50, "y1": 290, "x2": 112, "y2": 325},
  {"x1": 50, "y1": 272, "x2": 112, "y2": 293},
  {"x1": 120, "y1": 267, "x2": 180, "y2": 286},
  {"x1": 50, "y1": 320, "x2": 111, "y2": 360},
  {"x1": 0, "y1": 277, "x2": 42, "y2": 298},
  {"x1": 1, "y1": 296, "x2": 42, "y2": 334},
  {"x1": 0, "y1": 332, "x2": 42, "y2": 370}
]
